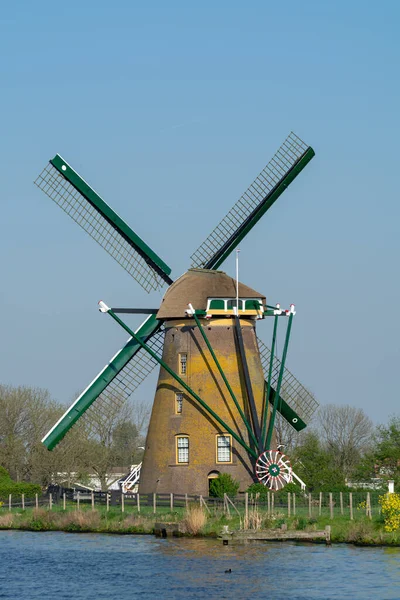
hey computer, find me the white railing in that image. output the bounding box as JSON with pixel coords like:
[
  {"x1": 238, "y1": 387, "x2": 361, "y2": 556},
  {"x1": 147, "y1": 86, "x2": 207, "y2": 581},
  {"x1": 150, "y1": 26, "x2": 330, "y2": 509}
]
[
  {"x1": 282, "y1": 469, "x2": 306, "y2": 491},
  {"x1": 121, "y1": 463, "x2": 142, "y2": 494}
]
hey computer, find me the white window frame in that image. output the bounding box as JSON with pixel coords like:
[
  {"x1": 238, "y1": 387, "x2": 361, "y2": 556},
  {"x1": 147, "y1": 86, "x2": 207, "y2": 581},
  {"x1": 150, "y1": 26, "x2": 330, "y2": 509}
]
[
  {"x1": 176, "y1": 436, "x2": 189, "y2": 464},
  {"x1": 179, "y1": 353, "x2": 187, "y2": 375},
  {"x1": 175, "y1": 392, "x2": 183, "y2": 414},
  {"x1": 216, "y1": 434, "x2": 232, "y2": 463}
]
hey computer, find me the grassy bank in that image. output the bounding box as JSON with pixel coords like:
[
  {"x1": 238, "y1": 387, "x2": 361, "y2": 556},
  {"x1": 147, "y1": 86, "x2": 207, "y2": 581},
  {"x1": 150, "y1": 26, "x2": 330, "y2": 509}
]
[{"x1": 1, "y1": 503, "x2": 400, "y2": 545}]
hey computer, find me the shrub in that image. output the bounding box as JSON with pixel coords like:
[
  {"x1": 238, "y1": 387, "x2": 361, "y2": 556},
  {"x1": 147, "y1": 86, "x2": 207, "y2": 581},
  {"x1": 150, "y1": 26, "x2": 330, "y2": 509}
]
[
  {"x1": 0, "y1": 481, "x2": 42, "y2": 501},
  {"x1": 209, "y1": 473, "x2": 239, "y2": 498},
  {"x1": 379, "y1": 493, "x2": 400, "y2": 532},
  {"x1": 295, "y1": 517, "x2": 308, "y2": 530},
  {"x1": 247, "y1": 483, "x2": 268, "y2": 500}
]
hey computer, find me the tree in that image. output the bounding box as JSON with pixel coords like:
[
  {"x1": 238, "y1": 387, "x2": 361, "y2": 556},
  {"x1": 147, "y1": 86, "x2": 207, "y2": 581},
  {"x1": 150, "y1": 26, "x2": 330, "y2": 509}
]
[
  {"x1": 0, "y1": 384, "x2": 63, "y2": 483},
  {"x1": 316, "y1": 404, "x2": 374, "y2": 479},
  {"x1": 0, "y1": 384, "x2": 151, "y2": 490},
  {"x1": 292, "y1": 431, "x2": 346, "y2": 491},
  {"x1": 81, "y1": 396, "x2": 146, "y2": 490},
  {"x1": 373, "y1": 416, "x2": 400, "y2": 485},
  {"x1": 112, "y1": 421, "x2": 140, "y2": 466}
]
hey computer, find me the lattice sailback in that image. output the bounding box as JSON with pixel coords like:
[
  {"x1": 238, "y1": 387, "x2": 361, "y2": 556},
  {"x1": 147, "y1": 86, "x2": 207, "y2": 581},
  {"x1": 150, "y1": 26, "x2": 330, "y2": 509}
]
[
  {"x1": 257, "y1": 337, "x2": 319, "y2": 427},
  {"x1": 62, "y1": 327, "x2": 165, "y2": 446},
  {"x1": 190, "y1": 132, "x2": 310, "y2": 269},
  {"x1": 35, "y1": 163, "x2": 166, "y2": 293}
]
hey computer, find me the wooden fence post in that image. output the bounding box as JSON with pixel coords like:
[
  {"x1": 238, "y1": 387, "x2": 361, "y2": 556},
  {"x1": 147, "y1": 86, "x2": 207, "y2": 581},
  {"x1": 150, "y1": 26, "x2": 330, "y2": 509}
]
[
  {"x1": 349, "y1": 492, "x2": 353, "y2": 520},
  {"x1": 106, "y1": 493, "x2": 110, "y2": 512},
  {"x1": 367, "y1": 492, "x2": 372, "y2": 519},
  {"x1": 267, "y1": 491, "x2": 270, "y2": 516},
  {"x1": 329, "y1": 493, "x2": 333, "y2": 519},
  {"x1": 63, "y1": 493, "x2": 66, "y2": 511},
  {"x1": 224, "y1": 494, "x2": 230, "y2": 516},
  {"x1": 137, "y1": 493, "x2": 140, "y2": 513},
  {"x1": 8, "y1": 494, "x2": 11, "y2": 512},
  {"x1": 288, "y1": 493, "x2": 291, "y2": 517},
  {"x1": 171, "y1": 493, "x2": 174, "y2": 511},
  {"x1": 340, "y1": 491, "x2": 343, "y2": 515},
  {"x1": 153, "y1": 493, "x2": 156, "y2": 514},
  {"x1": 309, "y1": 493, "x2": 312, "y2": 518},
  {"x1": 271, "y1": 493, "x2": 274, "y2": 513},
  {"x1": 77, "y1": 492, "x2": 80, "y2": 511},
  {"x1": 49, "y1": 493, "x2": 52, "y2": 511},
  {"x1": 245, "y1": 492, "x2": 249, "y2": 527},
  {"x1": 121, "y1": 492, "x2": 125, "y2": 513},
  {"x1": 22, "y1": 494, "x2": 25, "y2": 511},
  {"x1": 91, "y1": 491, "x2": 95, "y2": 511},
  {"x1": 293, "y1": 493, "x2": 296, "y2": 516},
  {"x1": 35, "y1": 494, "x2": 39, "y2": 510},
  {"x1": 185, "y1": 493, "x2": 188, "y2": 510},
  {"x1": 199, "y1": 495, "x2": 209, "y2": 514},
  {"x1": 319, "y1": 492, "x2": 322, "y2": 516}
]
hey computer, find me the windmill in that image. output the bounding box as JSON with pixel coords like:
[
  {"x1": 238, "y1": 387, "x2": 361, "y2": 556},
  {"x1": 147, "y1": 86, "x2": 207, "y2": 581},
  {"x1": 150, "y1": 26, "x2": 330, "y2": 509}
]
[{"x1": 34, "y1": 132, "x2": 318, "y2": 494}]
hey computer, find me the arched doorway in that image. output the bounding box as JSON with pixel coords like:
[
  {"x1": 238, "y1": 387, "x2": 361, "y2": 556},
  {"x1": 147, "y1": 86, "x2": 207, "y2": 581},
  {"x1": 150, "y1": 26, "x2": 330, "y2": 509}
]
[{"x1": 207, "y1": 470, "x2": 220, "y2": 496}]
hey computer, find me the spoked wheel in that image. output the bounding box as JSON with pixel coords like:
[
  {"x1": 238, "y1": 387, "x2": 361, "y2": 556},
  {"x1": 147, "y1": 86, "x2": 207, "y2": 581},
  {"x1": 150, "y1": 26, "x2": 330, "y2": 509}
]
[{"x1": 255, "y1": 450, "x2": 293, "y2": 491}]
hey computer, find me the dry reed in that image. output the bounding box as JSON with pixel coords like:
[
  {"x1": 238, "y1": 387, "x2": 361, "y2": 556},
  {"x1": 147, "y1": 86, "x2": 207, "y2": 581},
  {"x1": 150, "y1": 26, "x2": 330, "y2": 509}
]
[
  {"x1": 182, "y1": 504, "x2": 207, "y2": 535},
  {"x1": 58, "y1": 509, "x2": 101, "y2": 530},
  {"x1": 0, "y1": 513, "x2": 13, "y2": 527}
]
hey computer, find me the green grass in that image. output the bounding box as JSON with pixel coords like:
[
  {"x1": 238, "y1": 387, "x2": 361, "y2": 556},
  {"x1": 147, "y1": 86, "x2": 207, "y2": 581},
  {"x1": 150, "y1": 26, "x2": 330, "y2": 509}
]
[{"x1": 1, "y1": 502, "x2": 399, "y2": 545}]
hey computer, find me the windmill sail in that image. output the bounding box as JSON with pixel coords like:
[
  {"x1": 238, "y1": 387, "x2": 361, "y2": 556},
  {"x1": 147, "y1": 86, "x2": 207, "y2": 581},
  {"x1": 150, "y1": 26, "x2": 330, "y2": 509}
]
[
  {"x1": 35, "y1": 155, "x2": 172, "y2": 293},
  {"x1": 190, "y1": 132, "x2": 314, "y2": 271},
  {"x1": 42, "y1": 315, "x2": 165, "y2": 450},
  {"x1": 257, "y1": 336, "x2": 319, "y2": 431}
]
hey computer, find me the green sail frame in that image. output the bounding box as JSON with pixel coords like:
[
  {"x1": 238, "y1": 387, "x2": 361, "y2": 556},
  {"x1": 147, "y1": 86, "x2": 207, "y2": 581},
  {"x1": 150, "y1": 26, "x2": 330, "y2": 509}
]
[{"x1": 42, "y1": 314, "x2": 163, "y2": 450}]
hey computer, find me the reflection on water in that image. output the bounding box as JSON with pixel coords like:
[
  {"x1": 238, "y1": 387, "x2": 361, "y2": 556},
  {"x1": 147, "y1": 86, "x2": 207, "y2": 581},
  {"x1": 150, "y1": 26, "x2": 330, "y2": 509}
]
[{"x1": 0, "y1": 531, "x2": 399, "y2": 599}]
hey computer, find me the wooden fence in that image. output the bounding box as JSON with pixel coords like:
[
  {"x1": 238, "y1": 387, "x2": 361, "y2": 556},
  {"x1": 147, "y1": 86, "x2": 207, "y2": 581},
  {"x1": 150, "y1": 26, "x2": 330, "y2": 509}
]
[{"x1": 0, "y1": 488, "x2": 382, "y2": 520}]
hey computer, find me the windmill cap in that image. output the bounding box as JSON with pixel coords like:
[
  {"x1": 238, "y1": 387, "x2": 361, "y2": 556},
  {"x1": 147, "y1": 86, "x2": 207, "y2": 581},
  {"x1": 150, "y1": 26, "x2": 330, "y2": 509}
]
[{"x1": 157, "y1": 269, "x2": 266, "y2": 320}]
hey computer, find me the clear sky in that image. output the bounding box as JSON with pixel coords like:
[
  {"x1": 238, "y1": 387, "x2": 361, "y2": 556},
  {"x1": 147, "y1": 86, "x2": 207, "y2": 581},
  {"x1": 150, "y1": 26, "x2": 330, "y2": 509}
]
[{"x1": 1, "y1": 1, "x2": 399, "y2": 425}]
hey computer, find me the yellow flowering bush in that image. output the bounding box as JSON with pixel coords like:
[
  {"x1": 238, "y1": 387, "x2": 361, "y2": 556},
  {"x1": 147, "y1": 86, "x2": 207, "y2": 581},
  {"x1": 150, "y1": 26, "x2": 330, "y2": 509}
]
[{"x1": 379, "y1": 493, "x2": 400, "y2": 532}]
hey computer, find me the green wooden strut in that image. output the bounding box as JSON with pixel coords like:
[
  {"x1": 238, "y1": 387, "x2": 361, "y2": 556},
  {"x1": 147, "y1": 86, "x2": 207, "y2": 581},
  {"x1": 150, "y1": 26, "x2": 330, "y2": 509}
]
[
  {"x1": 102, "y1": 304, "x2": 258, "y2": 460},
  {"x1": 261, "y1": 314, "x2": 279, "y2": 444},
  {"x1": 192, "y1": 312, "x2": 258, "y2": 448},
  {"x1": 265, "y1": 312, "x2": 294, "y2": 450}
]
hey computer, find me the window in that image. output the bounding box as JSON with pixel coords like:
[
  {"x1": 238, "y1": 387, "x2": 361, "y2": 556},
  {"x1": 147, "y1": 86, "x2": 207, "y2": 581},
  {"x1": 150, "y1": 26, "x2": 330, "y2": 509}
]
[
  {"x1": 245, "y1": 299, "x2": 262, "y2": 310},
  {"x1": 175, "y1": 392, "x2": 183, "y2": 414},
  {"x1": 179, "y1": 353, "x2": 187, "y2": 375},
  {"x1": 209, "y1": 299, "x2": 225, "y2": 310},
  {"x1": 227, "y1": 299, "x2": 243, "y2": 310},
  {"x1": 217, "y1": 435, "x2": 232, "y2": 463},
  {"x1": 176, "y1": 436, "x2": 189, "y2": 463}
]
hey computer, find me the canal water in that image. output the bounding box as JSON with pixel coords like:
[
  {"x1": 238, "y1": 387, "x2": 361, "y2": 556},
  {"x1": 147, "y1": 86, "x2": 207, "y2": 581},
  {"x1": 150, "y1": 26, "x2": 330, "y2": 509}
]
[{"x1": 0, "y1": 531, "x2": 399, "y2": 599}]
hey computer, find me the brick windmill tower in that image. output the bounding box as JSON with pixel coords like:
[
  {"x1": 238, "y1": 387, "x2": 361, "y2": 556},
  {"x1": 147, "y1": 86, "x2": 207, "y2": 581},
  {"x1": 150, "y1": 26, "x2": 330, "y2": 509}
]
[{"x1": 35, "y1": 132, "x2": 318, "y2": 494}]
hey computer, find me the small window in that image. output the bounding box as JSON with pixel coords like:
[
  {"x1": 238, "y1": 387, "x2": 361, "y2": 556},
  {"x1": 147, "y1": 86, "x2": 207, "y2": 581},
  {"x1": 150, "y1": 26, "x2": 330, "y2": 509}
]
[
  {"x1": 227, "y1": 299, "x2": 243, "y2": 310},
  {"x1": 179, "y1": 353, "x2": 187, "y2": 375},
  {"x1": 245, "y1": 299, "x2": 261, "y2": 310},
  {"x1": 209, "y1": 299, "x2": 225, "y2": 310},
  {"x1": 177, "y1": 436, "x2": 189, "y2": 463},
  {"x1": 175, "y1": 392, "x2": 183, "y2": 414},
  {"x1": 217, "y1": 435, "x2": 232, "y2": 463}
]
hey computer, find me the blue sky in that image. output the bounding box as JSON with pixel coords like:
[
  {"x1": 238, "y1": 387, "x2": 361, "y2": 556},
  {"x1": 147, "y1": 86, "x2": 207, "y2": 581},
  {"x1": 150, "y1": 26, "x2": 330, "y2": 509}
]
[{"x1": 1, "y1": 1, "x2": 399, "y2": 425}]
